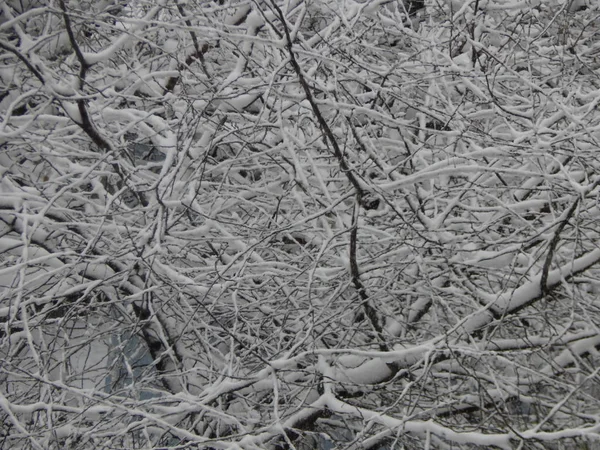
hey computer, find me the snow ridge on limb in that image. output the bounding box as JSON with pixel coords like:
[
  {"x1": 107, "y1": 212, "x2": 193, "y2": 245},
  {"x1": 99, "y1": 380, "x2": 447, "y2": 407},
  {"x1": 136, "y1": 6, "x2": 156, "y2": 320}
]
[
  {"x1": 463, "y1": 248, "x2": 600, "y2": 332},
  {"x1": 335, "y1": 247, "x2": 600, "y2": 384},
  {"x1": 325, "y1": 392, "x2": 513, "y2": 450}
]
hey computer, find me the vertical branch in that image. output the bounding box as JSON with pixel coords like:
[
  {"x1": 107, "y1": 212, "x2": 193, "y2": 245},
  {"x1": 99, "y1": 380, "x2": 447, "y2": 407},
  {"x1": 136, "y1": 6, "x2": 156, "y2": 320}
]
[
  {"x1": 58, "y1": 0, "x2": 110, "y2": 151},
  {"x1": 270, "y1": 1, "x2": 391, "y2": 353},
  {"x1": 269, "y1": 1, "x2": 364, "y2": 197},
  {"x1": 470, "y1": 0, "x2": 481, "y2": 65},
  {"x1": 57, "y1": 0, "x2": 149, "y2": 206},
  {"x1": 540, "y1": 197, "x2": 580, "y2": 296},
  {"x1": 163, "y1": 2, "x2": 211, "y2": 93}
]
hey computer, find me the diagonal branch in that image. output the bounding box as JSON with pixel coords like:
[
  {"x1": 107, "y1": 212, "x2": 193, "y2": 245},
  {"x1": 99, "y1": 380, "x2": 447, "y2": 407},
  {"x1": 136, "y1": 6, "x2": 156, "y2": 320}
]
[
  {"x1": 271, "y1": 0, "x2": 391, "y2": 354},
  {"x1": 270, "y1": 1, "x2": 365, "y2": 198},
  {"x1": 540, "y1": 197, "x2": 579, "y2": 296},
  {"x1": 58, "y1": 0, "x2": 110, "y2": 151},
  {"x1": 0, "y1": 41, "x2": 45, "y2": 84}
]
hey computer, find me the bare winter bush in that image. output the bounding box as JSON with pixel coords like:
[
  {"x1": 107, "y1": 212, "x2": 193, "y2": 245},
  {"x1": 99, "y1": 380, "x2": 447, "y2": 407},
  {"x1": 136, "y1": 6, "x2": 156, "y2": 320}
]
[{"x1": 1, "y1": 0, "x2": 600, "y2": 448}]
